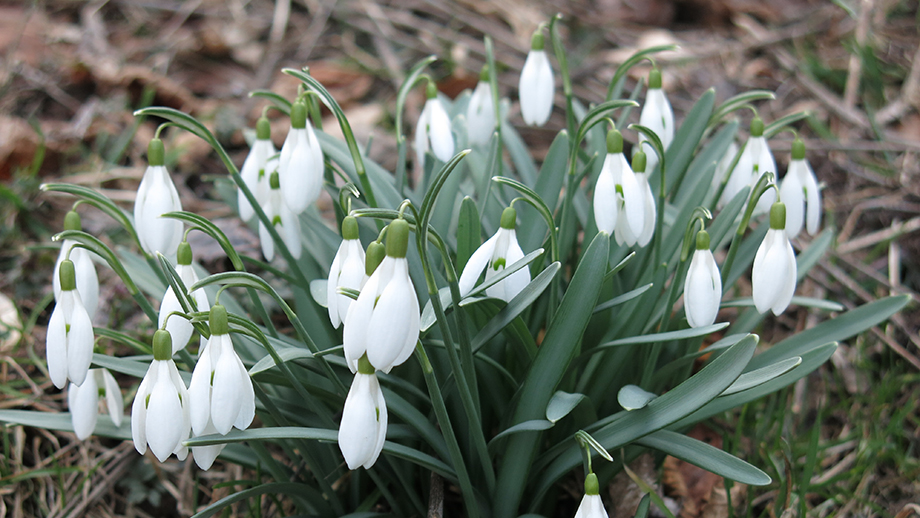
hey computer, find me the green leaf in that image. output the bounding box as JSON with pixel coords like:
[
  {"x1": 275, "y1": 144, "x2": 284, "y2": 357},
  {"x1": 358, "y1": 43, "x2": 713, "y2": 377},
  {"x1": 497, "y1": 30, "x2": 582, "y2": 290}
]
[
  {"x1": 0, "y1": 410, "x2": 131, "y2": 440},
  {"x1": 721, "y1": 296, "x2": 844, "y2": 312},
  {"x1": 248, "y1": 90, "x2": 292, "y2": 115},
  {"x1": 489, "y1": 420, "x2": 555, "y2": 448},
  {"x1": 134, "y1": 106, "x2": 212, "y2": 143},
  {"x1": 41, "y1": 183, "x2": 139, "y2": 245},
  {"x1": 249, "y1": 347, "x2": 315, "y2": 375},
  {"x1": 594, "y1": 283, "x2": 653, "y2": 313},
  {"x1": 721, "y1": 356, "x2": 802, "y2": 396},
  {"x1": 161, "y1": 211, "x2": 244, "y2": 270},
  {"x1": 456, "y1": 196, "x2": 480, "y2": 273},
  {"x1": 636, "y1": 430, "x2": 771, "y2": 485},
  {"x1": 394, "y1": 55, "x2": 438, "y2": 137},
  {"x1": 709, "y1": 90, "x2": 775, "y2": 127},
  {"x1": 796, "y1": 228, "x2": 834, "y2": 281},
  {"x1": 764, "y1": 111, "x2": 811, "y2": 138},
  {"x1": 546, "y1": 391, "x2": 586, "y2": 423},
  {"x1": 309, "y1": 279, "x2": 327, "y2": 308},
  {"x1": 617, "y1": 385, "x2": 658, "y2": 411},
  {"x1": 595, "y1": 322, "x2": 729, "y2": 349},
  {"x1": 191, "y1": 482, "x2": 327, "y2": 518},
  {"x1": 606, "y1": 45, "x2": 679, "y2": 100}
]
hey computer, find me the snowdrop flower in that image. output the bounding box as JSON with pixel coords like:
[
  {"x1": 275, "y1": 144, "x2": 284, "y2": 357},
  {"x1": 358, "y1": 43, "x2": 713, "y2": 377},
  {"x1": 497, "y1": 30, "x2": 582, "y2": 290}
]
[
  {"x1": 780, "y1": 138, "x2": 821, "y2": 238},
  {"x1": 47, "y1": 260, "x2": 94, "y2": 389},
  {"x1": 328, "y1": 216, "x2": 366, "y2": 328},
  {"x1": 415, "y1": 82, "x2": 455, "y2": 167},
  {"x1": 713, "y1": 141, "x2": 740, "y2": 208},
  {"x1": 613, "y1": 150, "x2": 657, "y2": 248},
  {"x1": 238, "y1": 116, "x2": 276, "y2": 222},
  {"x1": 574, "y1": 473, "x2": 608, "y2": 518},
  {"x1": 343, "y1": 219, "x2": 419, "y2": 373},
  {"x1": 753, "y1": 202, "x2": 797, "y2": 315},
  {"x1": 338, "y1": 354, "x2": 387, "y2": 470},
  {"x1": 683, "y1": 230, "x2": 722, "y2": 328},
  {"x1": 458, "y1": 207, "x2": 530, "y2": 302},
  {"x1": 53, "y1": 211, "x2": 99, "y2": 320},
  {"x1": 132, "y1": 329, "x2": 191, "y2": 462},
  {"x1": 259, "y1": 171, "x2": 302, "y2": 261},
  {"x1": 278, "y1": 101, "x2": 324, "y2": 215},
  {"x1": 723, "y1": 117, "x2": 777, "y2": 215},
  {"x1": 594, "y1": 129, "x2": 643, "y2": 237},
  {"x1": 135, "y1": 138, "x2": 183, "y2": 256},
  {"x1": 466, "y1": 65, "x2": 496, "y2": 145},
  {"x1": 158, "y1": 241, "x2": 209, "y2": 354},
  {"x1": 638, "y1": 68, "x2": 674, "y2": 175},
  {"x1": 188, "y1": 305, "x2": 255, "y2": 446},
  {"x1": 519, "y1": 30, "x2": 554, "y2": 126},
  {"x1": 68, "y1": 368, "x2": 123, "y2": 440}
]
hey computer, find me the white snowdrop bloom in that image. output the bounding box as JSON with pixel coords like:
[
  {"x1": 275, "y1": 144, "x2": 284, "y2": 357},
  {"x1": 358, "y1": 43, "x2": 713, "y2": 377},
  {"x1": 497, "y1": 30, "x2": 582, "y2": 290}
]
[
  {"x1": 724, "y1": 117, "x2": 777, "y2": 215},
  {"x1": 53, "y1": 211, "x2": 99, "y2": 321},
  {"x1": 713, "y1": 141, "x2": 740, "y2": 208},
  {"x1": 594, "y1": 129, "x2": 643, "y2": 238},
  {"x1": 258, "y1": 171, "x2": 302, "y2": 261},
  {"x1": 638, "y1": 68, "x2": 674, "y2": 175},
  {"x1": 158, "y1": 241, "x2": 209, "y2": 354},
  {"x1": 466, "y1": 66, "x2": 496, "y2": 145},
  {"x1": 238, "y1": 116, "x2": 276, "y2": 222},
  {"x1": 190, "y1": 421, "x2": 224, "y2": 471},
  {"x1": 68, "y1": 368, "x2": 123, "y2": 440},
  {"x1": 135, "y1": 138, "x2": 183, "y2": 257},
  {"x1": 683, "y1": 230, "x2": 722, "y2": 328},
  {"x1": 519, "y1": 31, "x2": 554, "y2": 126},
  {"x1": 132, "y1": 330, "x2": 191, "y2": 462},
  {"x1": 327, "y1": 216, "x2": 366, "y2": 328},
  {"x1": 415, "y1": 82, "x2": 455, "y2": 167},
  {"x1": 278, "y1": 101, "x2": 324, "y2": 215},
  {"x1": 613, "y1": 151, "x2": 656, "y2": 248},
  {"x1": 458, "y1": 207, "x2": 531, "y2": 302},
  {"x1": 780, "y1": 138, "x2": 821, "y2": 239},
  {"x1": 753, "y1": 202, "x2": 797, "y2": 316},
  {"x1": 338, "y1": 356, "x2": 387, "y2": 470},
  {"x1": 47, "y1": 260, "x2": 94, "y2": 389},
  {"x1": 343, "y1": 219, "x2": 419, "y2": 374},
  {"x1": 188, "y1": 305, "x2": 255, "y2": 438},
  {"x1": 574, "y1": 473, "x2": 608, "y2": 518}
]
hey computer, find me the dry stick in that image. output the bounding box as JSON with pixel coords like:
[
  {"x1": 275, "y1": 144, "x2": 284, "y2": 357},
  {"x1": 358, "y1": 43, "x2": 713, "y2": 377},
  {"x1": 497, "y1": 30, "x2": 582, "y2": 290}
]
[
  {"x1": 843, "y1": 0, "x2": 874, "y2": 110},
  {"x1": 876, "y1": 42, "x2": 920, "y2": 125},
  {"x1": 364, "y1": 0, "x2": 407, "y2": 88},
  {"x1": 428, "y1": 472, "x2": 444, "y2": 518},
  {"x1": 836, "y1": 216, "x2": 920, "y2": 254}
]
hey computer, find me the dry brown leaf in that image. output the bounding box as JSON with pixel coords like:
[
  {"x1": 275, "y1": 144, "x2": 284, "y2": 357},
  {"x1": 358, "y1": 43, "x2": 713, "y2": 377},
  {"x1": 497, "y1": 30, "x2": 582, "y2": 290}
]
[{"x1": 663, "y1": 424, "x2": 725, "y2": 518}]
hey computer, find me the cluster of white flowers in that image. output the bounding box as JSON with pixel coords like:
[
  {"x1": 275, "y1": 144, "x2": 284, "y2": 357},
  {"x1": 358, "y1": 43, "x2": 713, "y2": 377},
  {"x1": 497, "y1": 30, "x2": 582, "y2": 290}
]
[{"x1": 594, "y1": 130, "x2": 657, "y2": 248}]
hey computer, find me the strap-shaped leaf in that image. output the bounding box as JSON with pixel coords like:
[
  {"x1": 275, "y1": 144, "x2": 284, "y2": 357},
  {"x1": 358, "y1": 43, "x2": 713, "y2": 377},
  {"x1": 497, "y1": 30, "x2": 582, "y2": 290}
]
[
  {"x1": 636, "y1": 429, "x2": 771, "y2": 485},
  {"x1": 41, "y1": 183, "x2": 139, "y2": 245}
]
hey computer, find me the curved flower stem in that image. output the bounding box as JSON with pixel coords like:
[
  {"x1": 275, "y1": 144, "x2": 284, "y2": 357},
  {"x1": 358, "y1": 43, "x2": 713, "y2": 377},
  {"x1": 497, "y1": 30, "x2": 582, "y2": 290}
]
[
  {"x1": 394, "y1": 56, "x2": 437, "y2": 195},
  {"x1": 485, "y1": 36, "x2": 504, "y2": 179},
  {"x1": 549, "y1": 14, "x2": 576, "y2": 137},
  {"x1": 720, "y1": 172, "x2": 777, "y2": 287}
]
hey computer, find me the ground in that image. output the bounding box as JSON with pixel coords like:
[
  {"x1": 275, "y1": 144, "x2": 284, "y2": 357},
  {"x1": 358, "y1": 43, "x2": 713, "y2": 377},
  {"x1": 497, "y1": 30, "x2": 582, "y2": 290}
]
[{"x1": 0, "y1": 0, "x2": 918, "y2": 517}]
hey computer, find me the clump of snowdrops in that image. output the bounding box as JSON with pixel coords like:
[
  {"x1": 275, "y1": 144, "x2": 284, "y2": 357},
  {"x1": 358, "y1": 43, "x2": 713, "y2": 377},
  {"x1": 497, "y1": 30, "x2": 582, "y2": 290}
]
[{"x1": 4, "y1": 15, "x2": 909, "y2": 518}]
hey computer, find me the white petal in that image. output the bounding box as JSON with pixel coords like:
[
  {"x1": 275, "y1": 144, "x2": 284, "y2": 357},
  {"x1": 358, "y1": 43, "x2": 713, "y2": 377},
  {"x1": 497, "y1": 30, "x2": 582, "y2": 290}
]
[
  {"x1": 574, "y1": 493, "x2": 608, "y2": 518},
  {"x1": 771, "y1": 237, "x2": 798, "y2": 315},
  {"x1": 343, "y1": 272, "x2": 379, "y2": 373},
  {"x1": 636, "y1": 177, "x2": 657, "y2": 248},
  {"x1": 334, "y1": 252, "x2": 366, "y2": 326},
  {"x1": 210, "y1": 340, "x2": 243, "y2": 435},
  {"x1": 520, "y1": 50, "x2": 554, "y2": 126},
  {"x1": 47, "y1": 303, "x2": 68, "y2": 389},
  {"x1": 159, "y1": 287, "x2": 192, "y2": 354},
  {"x1": 69, "y1": 374, "x2": 98, "y2": 440},
  {"x1": 188, "y1": 338, "x2": 213, "y2": 436},
  {"x1": 338, "y1": 373, "x2": 381, "y2": 470},
  {"x1": 101, "y1": 369, "x2": 124, "y2": 427},
  {"x1": 753, "y1": 230, "x2": 791, "y2": 314},
  {"x1": 458, "y1": 233, "x2": 499, "y2": 296},
  {"x1": 66, "y1": 294, "x2": 94, "y2": 387},
  {"x1": 724, "y1": 141, "x2": 754, "y2": 208},
  {"x1": 713, "y1": 141, "x2": 739, "y2": 195},
  {"x1": 131, "y1": 362, "x2": 156, "y2": 455},
  {"x1": 389, "y1": 271, "x2": 421, "y2": 369},
  {"x1": 327, "y1": 242, "x2": 346, "y2": 327},
  {"x1": 364, "y1": 374, "x2": 387, "y2": 469},
  {"x1": 803, "y1": 162, "x2": 821, "y2": 235},
  {"x1": 71, "y1": 247, "x2": 99, "y2": 321},
  {"x1": 282, "y1": 130, "x2": 314, "y2": 214},
  {"x1": 427, "y1": 99, "x2": 455, "y2": 163},
  {"x1": 366, "y1": 266, "x2": 419, "y2": 373},
  {"x1": 466, "y1": 82, "x2": 495, "y2": 145},
  {"x1": 751, "y1": 137, "x2": 777, "y2": 214},
  {"x1": 239, "y1": 139, "x2": 274, "y2": 221},
  {"x1": 137, "y1": 166, "x2": 183, "y2": 256},
  {"x1": 258, "y1": 220, "x2": 274, "y2": 261},
  {"x1": 780, "y1": 168, "x2": 805, "y2": 239},
  {"x1": 279, "y1": 205, "x2": 302, "y2": 260},
  {"x1": 145, "y1": 362, "x2": 184, "y2": 461},
  {"x1": 684, "y1": 250, "x2": 722, "y2": 328},
  {"x1": 620, "y1": 156, "x2": 645, "y2": 239},
  {"x1": 593, "y1": 156, "x2": 619, "y2": 234},
  {"x1": 414, "y1": 103, "x2": 431, "y2": 168},
  {"x1": 192, "y1": 422, "x2": 225, "y2": 470},
  {"x1": 231, "y1": 351, "x2": 255, "y2": 431}
]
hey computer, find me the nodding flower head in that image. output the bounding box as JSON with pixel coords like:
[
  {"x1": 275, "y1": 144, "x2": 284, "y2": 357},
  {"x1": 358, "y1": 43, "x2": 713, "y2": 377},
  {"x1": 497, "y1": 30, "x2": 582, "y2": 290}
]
[
  {"x1": 752, "y1": 202, "x2": 797, "y2": 316},
  {"x1": 47, "y1": 259, "x2": 94, "y2": 389},
  {"x1": 779, "y1": 138, "x2": 821, "y2": 239},
  {"x1": 258, "y1": 170, "x2": 302, "y2": 262},
  {"x1": 414, "y1": 82, "x2": 455, "y2": 167},
  {"x1": 68, "y1": 368, "x2": 123, "y2": 440},
  {"x1": 278, "y1": 101, "x2": 324, "y2": 215},
  {"x1": 135, "y1": 138, "x2": 183, "y2": 257},
  {"x1": 458, "y1": 207, "x2": 531, "y2": 302},
  {"x1": 239, "y1": 116, "x2": 276, "y2": 222},
  {"x1": 158, "y1": 241, "x2": 210, "y2": 354},
  {"x1": 683, "y1": 230, "x2": 722, "y2": 328},
  {"x1": 467, "y1": 65, "x2": 496, "y2": 145},
  {"x1": 54, "y1": 210, "x2": 99, "y2": 320},
  {"x1": 328, "y1": 216, "x2": 366, "y2": 328},
  {"x1": 638, "y1": 68, "x2": 674, "y2": 174},
  {"x1": 338, "y1": 355, "x2": 387, "y2": 470},
  {"x1": 519, "y1": 30, "x2": 554, "y2": 126}
]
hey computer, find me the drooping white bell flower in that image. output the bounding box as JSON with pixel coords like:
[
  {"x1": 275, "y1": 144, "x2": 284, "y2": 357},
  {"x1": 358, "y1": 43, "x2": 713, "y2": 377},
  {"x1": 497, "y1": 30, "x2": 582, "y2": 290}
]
[
  {"x1": 723, "y1": 117, "x2": 777, "y2": 215},
  {"x1": 713, "y1": 141, "x2": 740, "y2": 208},
  {"x1": 135, "y1": 138, "x2": 183, "y2": 257},
  {"x1": 258, "y1": 171, "x2": 302, "y2": 261},
  {"x1": 613, "y1": 150, "x2": 656, "y2": 248},
  {"x1": 415, "y1": 82, "x2": 455, "y2": 167},
  {"x1": 158, "y1": 241, "x2": 210, "y2": 354},
  {"x1": 466, "y1": 65, "x2": 496, "y2": 145},
  {"x1": 519, "y1": 30, "x2": 554, "y2": 126},
  {"x1": 343, "y1": 219, "x2": 420, "y2": 374},
  {"x1": 238, "y1": 116, "x2": 276, "y2": 222},
  {"x1": 132, "y1": 329, "x2": 191, "y2": 462},
  {"x1": 189, "y1": 304, "x2": 255, "y2": 443},
  {"x1": 338, "y1": 355, "x2": 387, "y2": 470},
  {"x1": 190, "y1": 420, "x2": 224, "y2": 471},
  {"x1": 780, "y1": 138, "x2": 821, "y2": 239},
  {"x1": 753, "y1": 202, "x2": 797, "y2": 315},
  {"x1": 278, "y1": 101, "x2": 324, "y2": 215},
  {"x1": 638, "y1": 68, "x2": 674, "y2": 175},
  {"x1": 53, "y1": 210, "x2": 99, "y2": 320},
  {"x1": 327, "y1": 216, "x2": 367, "y2": 328},
  {"x1": 683, "y1": 230, "x2": 722, "y2": 328},
  {"x1": 574, "y1": 473, "x2": 608, "y2": 518},
  {"x1": 458, "y1": 207, "x2": 531, "y2": 302},
  {"x1": 68, "y1": 368, "x2": 123, "y2": 440},
  {"x1": 594, "y1": 129, "x2": 643, "y2": 237},
  {"x1": 47, "y1": 259, "x2": 94, "y2": 389}
]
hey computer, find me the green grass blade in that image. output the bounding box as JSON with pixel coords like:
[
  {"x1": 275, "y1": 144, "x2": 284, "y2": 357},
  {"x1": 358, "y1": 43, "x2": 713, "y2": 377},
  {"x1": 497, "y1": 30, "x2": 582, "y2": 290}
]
[{"x1": 635, "y1": 429, "x2": 771, "y2": 485}]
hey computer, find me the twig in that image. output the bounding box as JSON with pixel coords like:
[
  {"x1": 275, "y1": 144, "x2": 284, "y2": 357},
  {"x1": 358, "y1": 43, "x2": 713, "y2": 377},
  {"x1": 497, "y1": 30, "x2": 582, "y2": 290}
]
[
  {"x1": 428, "y1": 472, "x2": 444, "y2": 518},
  {"x1": 843, "y1": 0, "x2": 873, "y2": 109},
  {"x1": 836, "y1": 216, "x2": 920, "y2": 254}
]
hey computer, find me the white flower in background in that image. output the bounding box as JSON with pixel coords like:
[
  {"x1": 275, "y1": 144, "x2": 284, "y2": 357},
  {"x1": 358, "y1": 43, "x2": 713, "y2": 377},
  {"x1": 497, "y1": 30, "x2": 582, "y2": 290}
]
[
  {"x1": 723, "y1": 117, "x2": 777, "y2": 215},
  {"x1": 132, "y1": 329, "x2": 191, "y2": 462},
  {"x1": 713, "y1": 141, "x2": 740, "y2": 208},
  {"x1": 188, "y1": 304, "x2": 255, "y2": 470},
  {"x1": 53, "y1": 210, "x2": 99, "y2": 320},
  {"x1": 574, "y1": 473, "x2": 608, "y2": 518},
  {"x1": 753, "y1": 202, "x2": 797, "y2": 315},
  {"x1": 466, "y1": 65, "x2": 496, "y2": 145},
  {"x1": 328, "y1": 216, "x2": 366, "y2": 328},
  {"x1": 683, "y1": 230, "x2": 722, "y2": 328},
  {"x1": 780, "y1": 138, "x2": 821, "y2": 239},
  {"x1": 238, "y1": 116, "x2": 276, "y2": 222},
  {"x1": 158, "y1": 241, "x2": 209, "y2": 354},
  {"x1": 519, "y1": 30, "x2": 554, "y2": 126},
  {"x1": 135, "y1": 138, "x2": 183, "y2": 257},
  {"x1": 594, "y1": 129, "x2": 643, "y2": 237},
  {"x1": 613, "y1": 150, "x2": 656, "y2": 248},
  {"x1": 415, "y1": 82, "x2": 455, "y2": 167},
  {"x1": 458, "y1": 207, "x2": 531, "y2": 302},
  {"x1": 338, "y1": 355, "x2": 387, "y2": 470},
  {"x1": 278, "y1": 101, "x2": 324, "y2": 215},
  {"x1": 343, "y1": 219, "x2": 419, "y2": 374},
  {"x1": 68, "y1": 368, "x2": 123, "y2": 440},
  {"x1": 638, "y1": 68, "x2": 674, "y2": 175},
  {"x1": 47, "y1": 259, "x2": 94, "y2": 389},
  {"x1": 259, "y1": 171, "x2": 302, "y2": 261}
]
